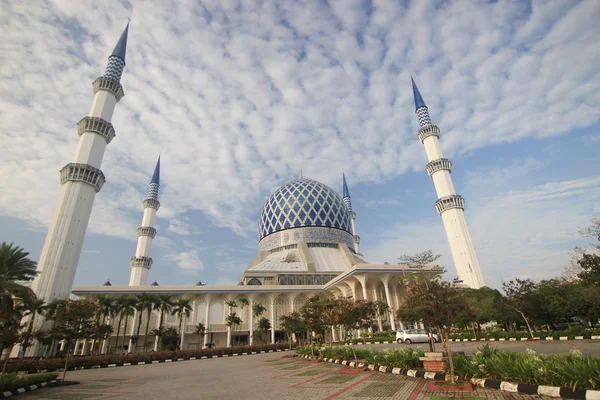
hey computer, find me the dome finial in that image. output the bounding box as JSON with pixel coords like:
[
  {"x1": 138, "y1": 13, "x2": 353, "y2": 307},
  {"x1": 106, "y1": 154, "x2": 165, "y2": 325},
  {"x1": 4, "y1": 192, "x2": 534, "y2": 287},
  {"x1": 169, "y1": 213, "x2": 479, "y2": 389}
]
[
  {"x1": 151, "y1": 155, "x2": 160, "y2": 184},
  {"x1": 411, "y1": 76, "x2": 427, "y2": 111},
  {"x1": 342, "y1": 172, "x2": 350, "y2": 199}
]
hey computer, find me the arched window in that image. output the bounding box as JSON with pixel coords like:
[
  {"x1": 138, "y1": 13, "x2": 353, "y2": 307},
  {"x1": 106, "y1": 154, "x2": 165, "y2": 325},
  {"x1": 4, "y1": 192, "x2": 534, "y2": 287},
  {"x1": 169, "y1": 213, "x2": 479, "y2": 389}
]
[{"x1": 247, "y1": 277, "x2": 261, "y2": 285}]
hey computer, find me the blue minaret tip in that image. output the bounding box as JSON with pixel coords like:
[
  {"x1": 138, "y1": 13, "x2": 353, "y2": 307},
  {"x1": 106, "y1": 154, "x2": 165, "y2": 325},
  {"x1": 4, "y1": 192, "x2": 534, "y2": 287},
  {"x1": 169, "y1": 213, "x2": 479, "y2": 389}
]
[
  {"x1": 111, "y1": 22, "x2": 129, "y2": 63},
  {"x1": 411, "y1": 76, "x2": 427, "y2": 111},
  {"x1": 151, "y1": 155, "x2": 160, "y2": 184},
  {"x1": 342, "y1": 172, "x2": 351, "y2": 198}
]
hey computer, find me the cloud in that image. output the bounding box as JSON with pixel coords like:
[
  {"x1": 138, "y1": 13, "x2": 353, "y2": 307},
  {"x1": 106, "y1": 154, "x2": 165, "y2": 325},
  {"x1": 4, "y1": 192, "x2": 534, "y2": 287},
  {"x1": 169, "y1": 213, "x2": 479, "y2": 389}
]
[
  {"x1": 0, "y1": 0, "x2": 598, "y2": 246},
  {"x1": 166, "y1": 250, "x2": 204, "y2": 273}
]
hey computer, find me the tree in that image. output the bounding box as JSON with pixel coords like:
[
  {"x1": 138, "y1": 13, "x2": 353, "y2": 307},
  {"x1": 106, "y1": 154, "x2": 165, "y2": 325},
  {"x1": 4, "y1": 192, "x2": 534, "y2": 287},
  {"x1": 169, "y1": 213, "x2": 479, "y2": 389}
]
[
  {"x1": 252, "y1": 303, "x2": 266, "y2": 343},
  {"x1": 0, "y1": 242, "x2": 38, "y2": 321},
  {"x1": 132, "y1": 294, "x2": 153, "y2": 353},
  {"x1": 225, "y1": 312, "x2": 242, "y2": 346},
  {"x1": 194, "y1": 322, "x2": 206, "y2": 346},
  {"x1": 0, "y1": 313, "x2": 23, "y2": 374},
  {"x1": 398, "y1": 250, "x2": 441, "y2": 268},
  {"x1": 171, "y1": 298, "x2": 192, "y2": 350},
  {"x1": 47, "y1": 300, "x2": 97, "y2": 380},
  {"x1": 334, "y1": 298, "x2": 376, "y2": 365},
  {"x1": 502, "y1": 278, "x2": 537, "y2": 339},
  {"x1": 257, "y1": 317, "x2": 271, "y2": 344},
  {"x1": 373, "y1": 300, "x2": 389, "y2": 332},
  {"x1": 141, "y1": 294, "x2": 158, "y2": 352},
  {"x1": 16, "y1": 297, "x2": 48, "y2": 358},
  {"x1": 279, "y1": 312, "x2": 304, "y2": 354},
  {"x1": 32, "y1": 329, "x2": 53, "y2": 358},
  {"x1": 114, "y1": 297, "x2": 135, "y2": 353},
  {"x1": 396, "y1": 275, "x2": 474, "y2": 383},
  {"x1": 94, "y1": 295, "x2": 115, "y2": 354},
  {"x1": 150, "y1": 327, "x2": 167, "y2": 351}
]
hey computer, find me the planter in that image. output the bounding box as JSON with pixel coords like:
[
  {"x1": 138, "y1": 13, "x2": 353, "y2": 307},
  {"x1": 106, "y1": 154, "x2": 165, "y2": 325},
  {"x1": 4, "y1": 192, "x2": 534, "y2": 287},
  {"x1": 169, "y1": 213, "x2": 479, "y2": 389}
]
[
  {"x1": 427, "y1": 380, "x2": 473, "y2": 392},
  {"x1": 419, "y1": 352, "x2": 446, "y2": 373}
]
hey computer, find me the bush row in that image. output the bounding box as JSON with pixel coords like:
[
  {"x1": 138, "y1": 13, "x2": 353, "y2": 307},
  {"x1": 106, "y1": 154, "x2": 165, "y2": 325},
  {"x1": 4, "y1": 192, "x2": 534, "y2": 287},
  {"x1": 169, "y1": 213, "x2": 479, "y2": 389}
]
[
  {"x1": 295, "y1": 345, "x2": 424, "y2": 369},
  {"x1": 5, "y1": 343, "x2": 291, "y2": 373},
  {"x1": 0, "y1": 372, "x2": 59, "y2": 392},
  {"x1": 451, "y1": 345, "x2": 599, "y2": 390},
  {"x1": 449, "y1": 327, "x2": 600, "y2": 341}
]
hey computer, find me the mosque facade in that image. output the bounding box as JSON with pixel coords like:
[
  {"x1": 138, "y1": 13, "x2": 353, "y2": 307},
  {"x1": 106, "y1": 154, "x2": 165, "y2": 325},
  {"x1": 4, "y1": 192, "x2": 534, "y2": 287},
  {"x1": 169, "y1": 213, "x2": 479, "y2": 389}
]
[{"x1": 26, "y1": 25, "x2": 485, "y2": 355}]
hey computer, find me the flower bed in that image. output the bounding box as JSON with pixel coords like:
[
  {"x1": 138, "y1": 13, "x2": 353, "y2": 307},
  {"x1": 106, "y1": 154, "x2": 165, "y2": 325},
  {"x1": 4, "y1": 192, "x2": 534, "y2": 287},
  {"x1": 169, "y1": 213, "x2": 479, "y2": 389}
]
[
  {"x1": 451, "y1": 345, "x2": 599, "y2": 390},
  {"x1": 0, "y1": 372, "x2": 59, "y2": 393},
  {"x1": 4, "y1": 343, "x2": 290, "y2": 373}
]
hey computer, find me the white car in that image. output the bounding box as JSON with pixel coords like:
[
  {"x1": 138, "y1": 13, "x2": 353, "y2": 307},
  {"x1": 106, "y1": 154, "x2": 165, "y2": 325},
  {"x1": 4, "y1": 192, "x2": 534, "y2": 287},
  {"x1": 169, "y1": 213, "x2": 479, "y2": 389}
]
[{"x1": 396, "y1": 329, "x2": 440, "y2": 344}]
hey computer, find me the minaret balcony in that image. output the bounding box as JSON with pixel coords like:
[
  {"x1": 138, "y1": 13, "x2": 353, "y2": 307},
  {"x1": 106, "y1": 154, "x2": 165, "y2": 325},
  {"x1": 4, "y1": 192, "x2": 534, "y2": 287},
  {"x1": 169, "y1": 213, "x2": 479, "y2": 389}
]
[
  {"x1": 137, "y1": 226, "x2": 157, "y2": 238},
  {"x1": 350, "y1": 211, "x2": 356, "y2": 219},
  {"x1": 60, "y1": 163, "x2": 106, "y2": 192},
  {"x1": 77, "y1": 117, "x2": 116, "y2": 144},
  {"x1": 426, "y1": 158, "x2": 452, "y2": 177},
  {"x1": 143, "y1": 198, "x2": 161, "y2": 210},
  {"x1": 130, "y1": 256, "x2": 153, "y2": 269},
  {"x1": 354, "y1": 235, "x2": 361, "y2": 244},
  {"x1": 418, "y1": 125, "x2": 440, "y2": 143},
  {"x1": 93, "y1": 77, "x2": 125, "y2": 102},
  {"x1": 435, "y1": 195, "x2": 465, "y2": 214}
]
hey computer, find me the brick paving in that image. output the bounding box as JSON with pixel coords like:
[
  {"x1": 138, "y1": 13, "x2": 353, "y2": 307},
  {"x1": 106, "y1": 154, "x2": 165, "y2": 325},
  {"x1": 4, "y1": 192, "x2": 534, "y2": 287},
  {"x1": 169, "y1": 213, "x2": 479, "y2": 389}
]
[{"x1": 18, "y1": 353, "x2": 549, "y2": 400}]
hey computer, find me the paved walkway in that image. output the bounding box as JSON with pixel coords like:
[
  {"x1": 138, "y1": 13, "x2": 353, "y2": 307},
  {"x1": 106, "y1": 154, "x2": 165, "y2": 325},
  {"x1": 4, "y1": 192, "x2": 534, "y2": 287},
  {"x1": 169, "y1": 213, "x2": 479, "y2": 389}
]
[{"x1": 20, "y1": 352, "x2": 549, "y2": 400}]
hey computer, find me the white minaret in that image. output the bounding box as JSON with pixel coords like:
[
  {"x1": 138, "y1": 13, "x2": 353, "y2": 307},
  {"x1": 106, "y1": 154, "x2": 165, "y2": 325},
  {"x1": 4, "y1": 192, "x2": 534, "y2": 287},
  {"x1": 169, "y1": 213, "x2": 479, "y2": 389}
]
[
  {"x1": 342, "y1": 173, "x2": 360, "y2": 253},
  {"x1": 129, "y1": 156, "x2": 161, "y2": 286},
  {"x1": 31, "y1": 23, "x2": 130, "y2": 301},
  {"x1": 411, "y1": 77, "x2": 485, "y2": 288}
]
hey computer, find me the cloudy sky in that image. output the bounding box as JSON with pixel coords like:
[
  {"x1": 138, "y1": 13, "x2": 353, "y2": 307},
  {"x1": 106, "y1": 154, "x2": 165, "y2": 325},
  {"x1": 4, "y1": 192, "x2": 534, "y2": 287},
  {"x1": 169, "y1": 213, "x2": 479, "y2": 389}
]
[{"x1": 1, "y1": 0, "x2": 598, "y2": 290}]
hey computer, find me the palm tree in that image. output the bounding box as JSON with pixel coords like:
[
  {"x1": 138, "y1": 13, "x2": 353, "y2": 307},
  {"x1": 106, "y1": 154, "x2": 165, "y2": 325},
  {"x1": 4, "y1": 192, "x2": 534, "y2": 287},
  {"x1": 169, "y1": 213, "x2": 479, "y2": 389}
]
[
  {"x1": 171, "y1": 298, "x2": 192, "y2": 349},
  {"x1": 154, "y1": 295, "x2": 173, "y2": 351},
  {"x1": 150, "y1": 326, "x2": 166, "y2": 351},
  {"x1": 194, "y1": 322, "x2": 206, "y2": 348},
  {"x1": 16, "y1": 297, "x2": 48, "y2": 358},
  {"x1": 94, "y1": 295, "x2": 115, "y2": 354},
  {"x1": 258, "y1": 317, "x2": 271, "y2": 344},
  {"x1": 133, "y1": 293, "x2": 154, "y2": 353},
  {"x1": 252, "y1": 303, "x2": 266, "y2": 344},
  {"x1": 0, "y1": 242, "x2": 38, "y2": 320},
  {"x1": 237, "y1": 297, "x2": 249, "y2": 343},
  {"x1": 112, "y1": 297, "x2": 128, "y2": 353},
  {"x1": 141, "y1": 294, "x2": 158, "y2": 352},
  {"x1": 119, "y1": 297, "x2": 136, "y2": 353}
]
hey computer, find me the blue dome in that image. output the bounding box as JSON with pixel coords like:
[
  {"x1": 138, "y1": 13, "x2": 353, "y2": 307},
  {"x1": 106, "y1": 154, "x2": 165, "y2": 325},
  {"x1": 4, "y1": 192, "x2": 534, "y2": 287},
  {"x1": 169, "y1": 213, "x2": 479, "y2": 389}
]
[{"x1": 259, "y1": 178, "x2": 352, "y2": 240}]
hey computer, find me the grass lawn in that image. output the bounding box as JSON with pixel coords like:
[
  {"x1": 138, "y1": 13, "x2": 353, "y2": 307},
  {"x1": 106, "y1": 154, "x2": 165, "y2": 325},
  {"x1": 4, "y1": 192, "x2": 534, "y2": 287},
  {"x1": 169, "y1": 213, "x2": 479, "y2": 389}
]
[
  {"x1": 353, "y1": 382, "x2": 404, "y2": 397},
  {"x1": 431, "y1": 397, "x2": 485, "y2": 400},
  {"x1": 317, "y1": 374, "x2": 357, "y2": 384}
]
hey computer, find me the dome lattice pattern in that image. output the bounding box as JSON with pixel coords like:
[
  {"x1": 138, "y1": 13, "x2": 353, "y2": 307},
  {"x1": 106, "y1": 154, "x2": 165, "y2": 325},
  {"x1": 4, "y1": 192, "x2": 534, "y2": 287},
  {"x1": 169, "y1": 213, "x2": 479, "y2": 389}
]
[{"x1": 259, "y1": 178, "x2": 352, "y2": 240}]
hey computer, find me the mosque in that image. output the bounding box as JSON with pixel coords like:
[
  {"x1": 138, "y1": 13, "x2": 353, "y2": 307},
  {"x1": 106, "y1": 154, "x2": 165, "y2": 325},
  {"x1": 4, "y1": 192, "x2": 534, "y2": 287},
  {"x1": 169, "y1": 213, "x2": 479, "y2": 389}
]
[{"x1": 26, "y1": 24, "x2": 485, "y2": 355}]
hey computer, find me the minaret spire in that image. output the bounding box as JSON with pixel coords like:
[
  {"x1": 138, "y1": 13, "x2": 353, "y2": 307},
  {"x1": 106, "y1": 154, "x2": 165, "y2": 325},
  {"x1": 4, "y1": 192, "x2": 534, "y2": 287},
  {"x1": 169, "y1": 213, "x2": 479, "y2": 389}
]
[
  {"x1": 130, "y1": 156, "x2": 161, "y2": 286},
  {"x1": 25, "y1": 25, "x2": 131, "y2": 356},
  {"x1": 342, "y1": 173, "x2": 360, "y2": 253},
  {"x1": 411, "y1": 78, "x2": 485, "y2": 288}
]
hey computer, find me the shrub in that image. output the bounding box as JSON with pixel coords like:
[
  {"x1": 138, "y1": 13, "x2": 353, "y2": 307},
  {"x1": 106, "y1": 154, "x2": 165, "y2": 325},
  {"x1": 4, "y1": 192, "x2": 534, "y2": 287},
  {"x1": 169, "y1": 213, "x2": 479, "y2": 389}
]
[
  {"x1": 0, "y1": 372, "x2": 59, "y2": 392},
  {"x1": 451, "y1": 345, "x2": 599, "y2": 390}
]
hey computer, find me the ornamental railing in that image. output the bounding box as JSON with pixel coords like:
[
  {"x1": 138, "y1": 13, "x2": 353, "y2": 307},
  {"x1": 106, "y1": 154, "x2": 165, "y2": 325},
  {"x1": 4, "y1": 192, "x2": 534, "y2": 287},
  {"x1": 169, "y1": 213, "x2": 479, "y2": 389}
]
[
  {"x1": 130, "y1": 256, "x2": 153, "y2": 268},
  {"x1": 434, "y1": 195, "x2": 465, "y2": 214},
  {"x1": 417, "y1": 125, "x2": 440, "y2": 143},
  {"x1": 92, "y1": 77, "x2": 125, "y2": 102},
  {"x1": 143, "y1": 198, "x2": 161, "y2": 210},
  {"x1": 60, "y1": 163, "x2": 105, "y2": 192},
  {"x1": 77, "y1": 116, "x2": 115, "y2": 144},
  {"x1": 137, "y1": 226, "x2": 157, "y2": 238},
  {"x1": 426, "y1": 158, "x2": 452, "y2": 177}
]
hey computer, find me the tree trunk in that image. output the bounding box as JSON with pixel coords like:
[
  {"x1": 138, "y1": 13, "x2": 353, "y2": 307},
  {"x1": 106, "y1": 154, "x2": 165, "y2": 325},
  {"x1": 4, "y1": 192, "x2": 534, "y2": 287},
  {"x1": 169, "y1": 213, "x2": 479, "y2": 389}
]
[
  {"x1": 134, "y1": 310, "x2": 144, "y2": 353},
  {"x1": 114, "y1": 314, "x2": 124, "y2": 353},
  {"x1": 1, "y1": 345, "x2": 13, "y2": 375},
  {"x1": 62, "y1": 344, "x2": 70, "y2": 381},
  {"x1": 143, "y1": 309, "x2": 152, "y2": 352},
  {"x1": 122, "y1": 314, "x2": 131, "y2": 354},
  {"x1": 21, "y1": 317, "x2": 35, "y2": 359},
  {"x1": 443, "y1": 331, "x2": 455, "y2": 384},
  {"x1": 519, "y1": 311, "x2": 535, "y2": 339}
]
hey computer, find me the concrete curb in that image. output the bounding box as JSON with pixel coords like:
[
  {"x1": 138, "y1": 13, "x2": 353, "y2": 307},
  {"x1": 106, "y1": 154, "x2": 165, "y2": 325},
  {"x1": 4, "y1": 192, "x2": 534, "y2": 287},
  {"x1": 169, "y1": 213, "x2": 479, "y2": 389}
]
[
  {"x1": 301, "y1": 355, "x2": 599, "y2": 399},
  {"x1": 447, "y1": 337, "x2": 600, "y2": 342},
  {"x1": 471, "y1": 378, "x2": 599, "y2": 399},
  {"x1": 2, "y1": 380, "x2": 58, "y2": 398}
]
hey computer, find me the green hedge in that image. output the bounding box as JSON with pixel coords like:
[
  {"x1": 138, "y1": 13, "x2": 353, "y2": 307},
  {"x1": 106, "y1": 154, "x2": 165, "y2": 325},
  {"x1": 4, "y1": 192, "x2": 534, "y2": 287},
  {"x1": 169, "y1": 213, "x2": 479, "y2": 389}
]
[
  {"x1": 4, "y1": 343, "x2": 291, "y2": 373},
  {"x1": 0, "y1": 372, "x2": 59, "y2": 392},
  {"x1": 451, "y1": 344, "x2": 599, "y2": 390},
  {"x1": 449, "y1": 327, "x2": 600, "y2": 341},
  {"x1": 296, "y1": 345, "x2": 424, "y2": 369}
]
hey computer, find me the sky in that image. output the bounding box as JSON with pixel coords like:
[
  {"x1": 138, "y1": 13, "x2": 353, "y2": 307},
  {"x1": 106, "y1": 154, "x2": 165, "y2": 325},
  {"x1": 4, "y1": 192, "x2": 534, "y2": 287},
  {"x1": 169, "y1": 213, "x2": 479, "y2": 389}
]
[{"x1": 1, "y1": 0, "x2": 598, "y2": 290}]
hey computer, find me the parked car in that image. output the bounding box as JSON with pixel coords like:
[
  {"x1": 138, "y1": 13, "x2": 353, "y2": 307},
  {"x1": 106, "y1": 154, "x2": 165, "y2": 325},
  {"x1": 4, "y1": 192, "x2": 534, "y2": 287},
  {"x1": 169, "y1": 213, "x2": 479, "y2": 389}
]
[{"x1": 396, "y1": 329, "x2": 440, "y2": 344}]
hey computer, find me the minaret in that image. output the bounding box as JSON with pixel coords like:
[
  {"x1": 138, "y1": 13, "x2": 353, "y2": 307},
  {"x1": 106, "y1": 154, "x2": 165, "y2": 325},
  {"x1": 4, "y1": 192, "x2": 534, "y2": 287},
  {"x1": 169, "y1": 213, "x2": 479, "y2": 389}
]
[
  {"x1": 342, "y1": 173, "x2": 360, "y2": 253},
  {"x1": 129, "y1": 156, "x2": 161, "y2": 286},
  {"x1": 411, "y1": 77, "x2": 485, "y2": 288},
  {"x1": 30, "y1": 23, "x2": 130, "y2": 302}
]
